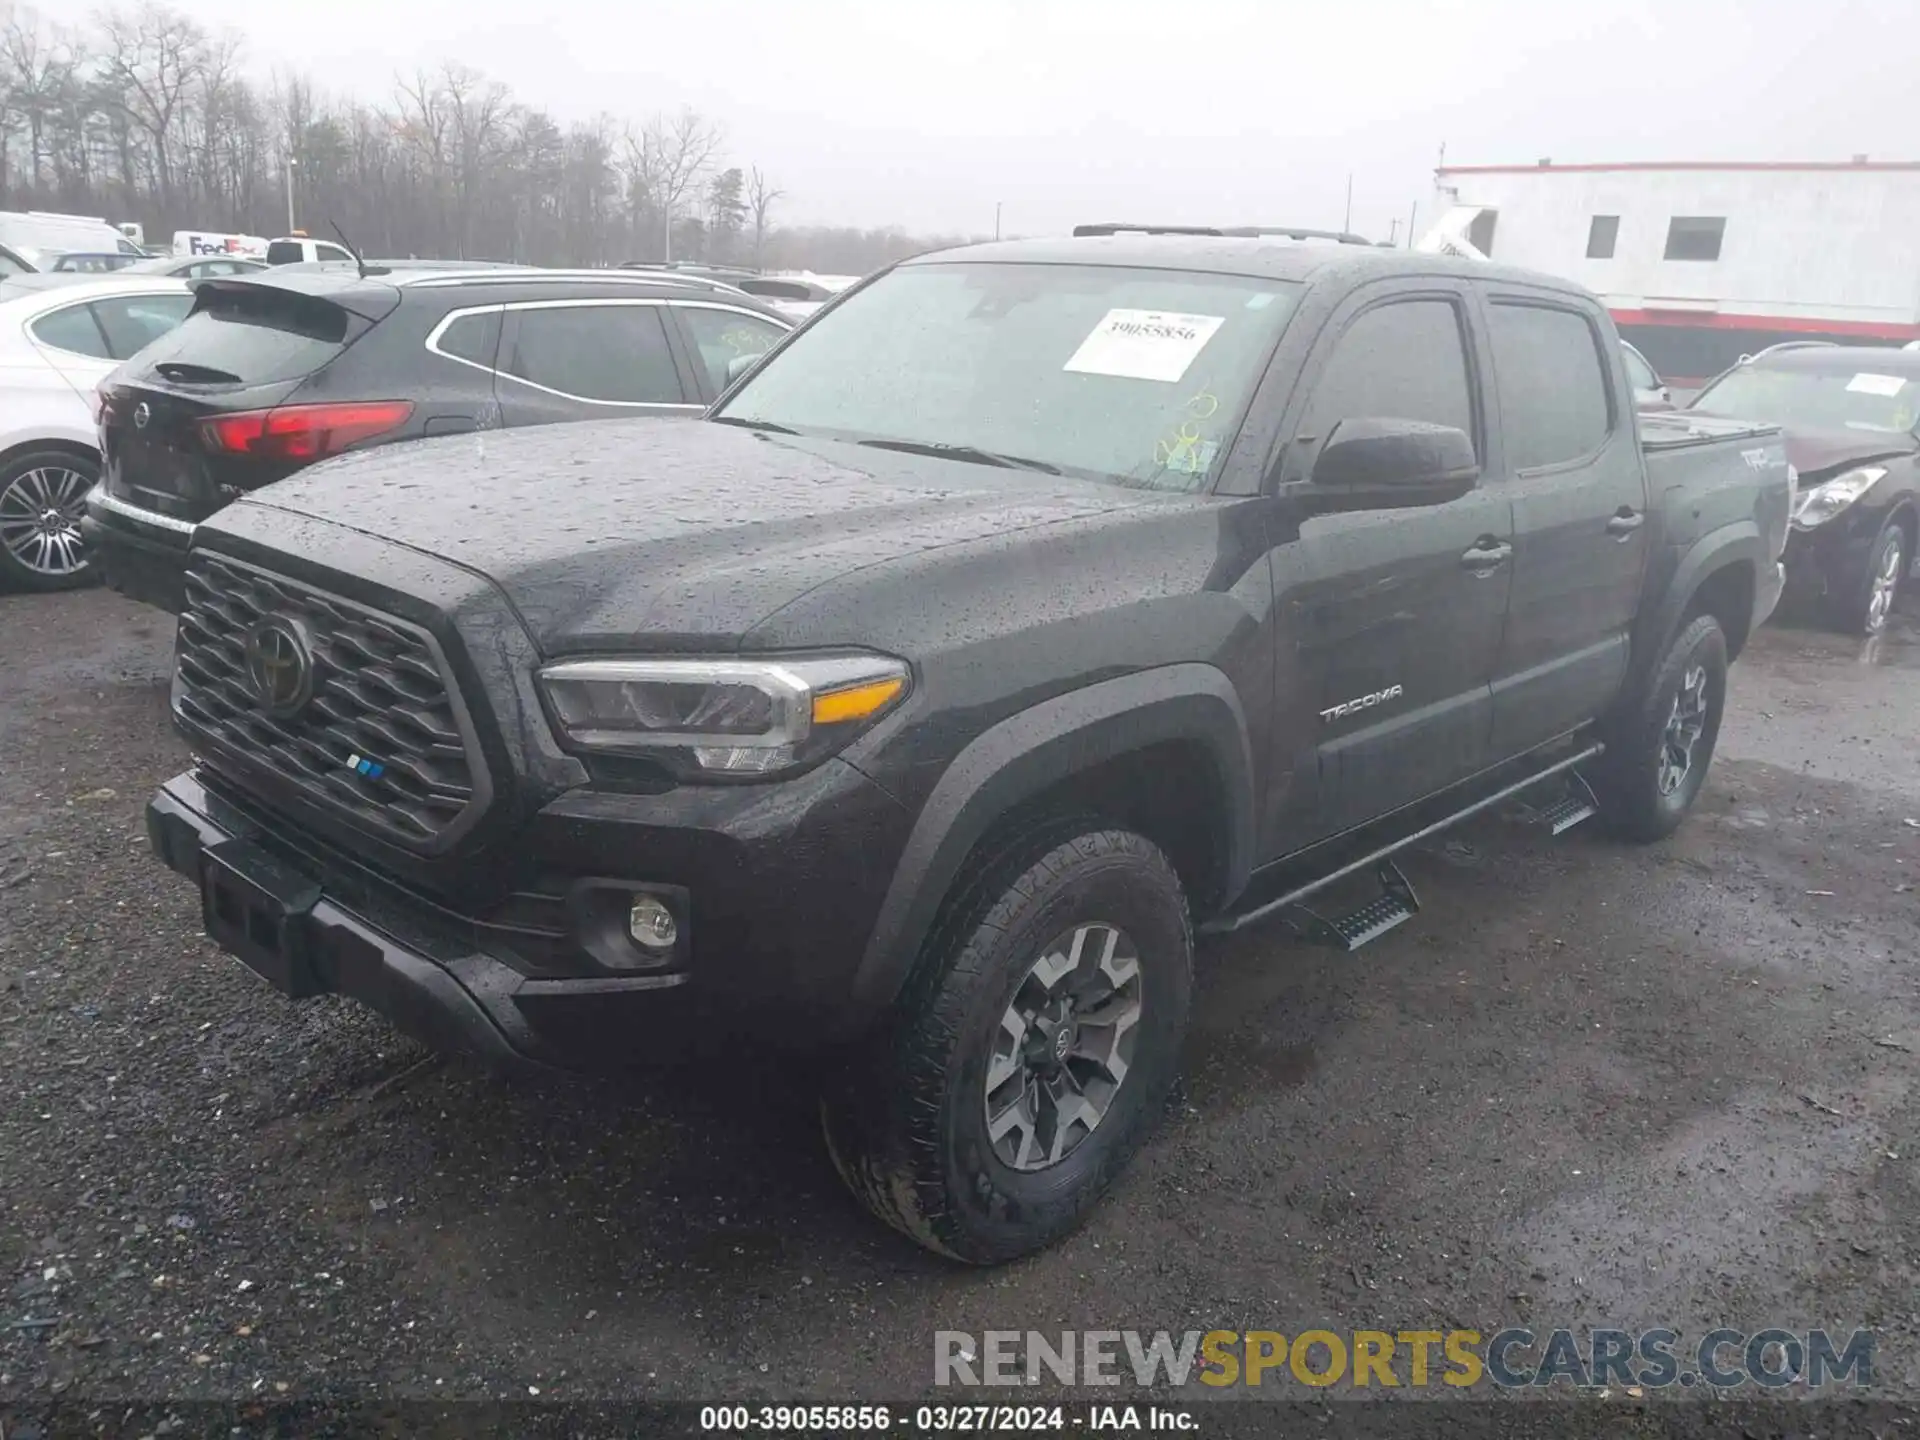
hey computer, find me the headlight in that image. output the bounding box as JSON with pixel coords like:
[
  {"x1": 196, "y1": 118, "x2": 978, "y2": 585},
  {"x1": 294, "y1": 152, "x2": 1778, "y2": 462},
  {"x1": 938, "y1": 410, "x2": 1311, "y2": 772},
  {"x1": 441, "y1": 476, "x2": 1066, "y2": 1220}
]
[
  {"x1": 537, "y1": 653, "x2": 910, "y2": 777},
  {"x1": 1792, "y1": 466, "x2": 1884, "y2": 529}
]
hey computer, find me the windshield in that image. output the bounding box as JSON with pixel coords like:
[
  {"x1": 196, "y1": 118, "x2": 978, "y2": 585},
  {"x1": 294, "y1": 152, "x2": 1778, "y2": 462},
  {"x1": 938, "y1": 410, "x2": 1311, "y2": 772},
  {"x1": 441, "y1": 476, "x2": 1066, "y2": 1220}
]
[
  {"x1": 1691, "y1": 364, "x2": 1919, "y2": 433},
  {"x1": 714, "y1": 261, "x2": 1304, "y2": 490}
]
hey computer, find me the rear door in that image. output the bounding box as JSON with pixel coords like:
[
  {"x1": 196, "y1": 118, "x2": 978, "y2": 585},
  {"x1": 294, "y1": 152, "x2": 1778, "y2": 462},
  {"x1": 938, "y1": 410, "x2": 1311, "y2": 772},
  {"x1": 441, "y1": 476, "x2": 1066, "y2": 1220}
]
[
  {"x1": 1269, "y1": 280, "x2": 1514, "y2": 841},
  {"x1": 492, "y1": 300, "x2": 703, "y2": 426},
  {"x1": 1480, "y1": 288, "x2": 1651, "y2": 756},
  {"x1": 28, "y1": 290, "x2": 194, "y2": 396}
]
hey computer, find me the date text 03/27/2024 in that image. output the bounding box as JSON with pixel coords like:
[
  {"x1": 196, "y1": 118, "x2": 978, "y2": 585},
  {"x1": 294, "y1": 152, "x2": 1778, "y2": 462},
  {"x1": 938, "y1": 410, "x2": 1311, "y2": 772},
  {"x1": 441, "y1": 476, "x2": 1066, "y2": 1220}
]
[{"x1": 699, "y1": 1406, "x2": 1193, "y2": 1434}]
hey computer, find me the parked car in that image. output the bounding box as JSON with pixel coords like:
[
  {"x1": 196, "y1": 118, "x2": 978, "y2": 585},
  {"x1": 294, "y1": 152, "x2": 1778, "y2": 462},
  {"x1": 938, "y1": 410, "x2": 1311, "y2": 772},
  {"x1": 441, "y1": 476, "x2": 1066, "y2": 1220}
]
[
  {"x1": 0, "y1": 277, "x2": 193, "y2": 591},
  {"x1": 0, "y1": 243, "x2": 35, "y2": 277},
  {"x1": 139, "y1": 230, "x2": 1790, "y2": 1262},
  {"x1": 85, "y1": 267, "x2": 793, "y2": 613},
  {"x1": 0, "y1": 209, "x2": 144, "y2": 271},
  {"x1": 262, "y1": 235, "x2": 361, "y2": 266},
  {"x1": 49, "y1": 251, "x2": 144, "y2": 274},
  {"x1": 1688, "y1": 345, "x2": 1919, "y2": 635},
  {"x1": 1622, "y1": 340, "x2": 1673, "y2": 411},
  {"x1": 121, "y1": 254, "x2": 270, "y2": 280},
  {"x1": 620, "y1": 262, "x2": 839, "y2": 320}
]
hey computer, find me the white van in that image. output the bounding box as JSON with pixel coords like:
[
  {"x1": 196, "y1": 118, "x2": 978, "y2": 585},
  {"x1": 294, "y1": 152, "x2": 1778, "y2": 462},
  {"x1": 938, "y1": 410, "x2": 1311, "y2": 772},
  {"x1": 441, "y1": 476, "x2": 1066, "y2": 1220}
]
[
  {"x1": 264, "y1": 234, "x2": 358, "y2": 266},
  {"x1": 0, "y1": 210, "x2": 144, "y2": 270}
]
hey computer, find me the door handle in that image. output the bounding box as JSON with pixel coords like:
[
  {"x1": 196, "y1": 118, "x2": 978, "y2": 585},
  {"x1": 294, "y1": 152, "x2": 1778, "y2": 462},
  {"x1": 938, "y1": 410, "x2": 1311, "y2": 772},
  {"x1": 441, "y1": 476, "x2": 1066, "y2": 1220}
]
[
  {"x1": 1460, "y1": 539, "x2": 1512, "y2": 571},
  {"x1": 1606, "y1": 508, "x2": 1645, "y2": 537}
]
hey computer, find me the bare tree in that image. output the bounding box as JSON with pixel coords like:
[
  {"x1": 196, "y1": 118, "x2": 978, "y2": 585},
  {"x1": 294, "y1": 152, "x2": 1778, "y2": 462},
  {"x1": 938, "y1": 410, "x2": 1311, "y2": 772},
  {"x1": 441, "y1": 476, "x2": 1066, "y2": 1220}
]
[
  {"x1": 636, "y1": 106, "x2": 721, "y2": 262},
  {"x1": 97, "y1": 1, "x2": 207, "y2": 214},
  {"x1": 746, "y1": 164, "x2": 784, "y2": 271}
]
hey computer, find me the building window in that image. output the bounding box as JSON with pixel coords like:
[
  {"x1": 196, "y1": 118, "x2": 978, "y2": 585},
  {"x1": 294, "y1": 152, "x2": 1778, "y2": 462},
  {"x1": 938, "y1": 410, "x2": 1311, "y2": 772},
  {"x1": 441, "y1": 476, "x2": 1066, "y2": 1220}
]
[
  {"x1": 1586, "y1": 215, "x2": 1619, "y2": 259},
  {"x1": 1664, "y1": 217, "x2": 1725, "y2": 262},
  {"x1": 1467, "y1": 209, "x2": 1498, "y2": 256}
]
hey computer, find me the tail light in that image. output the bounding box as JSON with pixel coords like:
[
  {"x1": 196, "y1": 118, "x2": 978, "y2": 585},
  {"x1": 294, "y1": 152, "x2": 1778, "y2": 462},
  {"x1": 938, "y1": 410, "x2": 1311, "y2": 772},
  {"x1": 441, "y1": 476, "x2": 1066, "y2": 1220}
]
[{"x1": 198, "y1": 401, "x2": 414, "y2": 461}]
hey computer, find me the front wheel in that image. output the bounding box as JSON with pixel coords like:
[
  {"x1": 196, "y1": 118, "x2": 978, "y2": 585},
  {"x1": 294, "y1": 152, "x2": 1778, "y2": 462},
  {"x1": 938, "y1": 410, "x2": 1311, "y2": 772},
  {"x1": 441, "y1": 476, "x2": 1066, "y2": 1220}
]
[
  {"x1": 1594, "y1": 612, "x2": 1728, "y2": 843},
  {"x1": 1831, "y1": 521, "x2": 1908, "y2": 637},
  {"x1": 0, "y1": 450, "x2": 99, "y2": 592},
  {"x1": 821, "y1": 825, "x2": 1192, "y2": 1264}
]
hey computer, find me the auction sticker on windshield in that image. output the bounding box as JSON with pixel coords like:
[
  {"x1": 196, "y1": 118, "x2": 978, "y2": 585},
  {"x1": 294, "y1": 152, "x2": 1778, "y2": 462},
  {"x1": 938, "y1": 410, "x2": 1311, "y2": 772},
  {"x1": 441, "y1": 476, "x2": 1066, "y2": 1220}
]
[
  {"x1": 1846, "y1": 372, "x2": 1908, "y2": 397},
  {"x1": 1064, "y1": 309, "x2": 1226, "y2": 383}
]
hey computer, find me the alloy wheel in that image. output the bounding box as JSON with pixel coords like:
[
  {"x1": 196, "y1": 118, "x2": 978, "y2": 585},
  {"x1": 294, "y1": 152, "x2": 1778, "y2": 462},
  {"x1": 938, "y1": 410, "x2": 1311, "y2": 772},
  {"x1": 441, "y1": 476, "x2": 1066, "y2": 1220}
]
[
  {"x1": 983, "y1": 922, "x2": 1143, "y2": 1172},
  {"x1": 1866, "y1": 531, "x2": 1905, "y2": 635},
  {"x1": 1656, "y1": 663, "x2": 1710, "y2": 797},
  {"x1": 0, "y1": 466, "x2": 92, "y2": 578}
]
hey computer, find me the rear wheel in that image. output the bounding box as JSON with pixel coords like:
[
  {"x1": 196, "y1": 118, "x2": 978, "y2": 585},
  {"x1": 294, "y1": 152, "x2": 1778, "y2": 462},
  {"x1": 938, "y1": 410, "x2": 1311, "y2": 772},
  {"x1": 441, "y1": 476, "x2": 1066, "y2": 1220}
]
[
  {"x1": 1594, "y1": 612, "x2": 1728, "y2": 843},
  {"x1": 821, "y1": 825, "x2": 1192, "y2": 1263},
  {"x1": 0, "y1": 450, "x2": 98, "y2": 592}
]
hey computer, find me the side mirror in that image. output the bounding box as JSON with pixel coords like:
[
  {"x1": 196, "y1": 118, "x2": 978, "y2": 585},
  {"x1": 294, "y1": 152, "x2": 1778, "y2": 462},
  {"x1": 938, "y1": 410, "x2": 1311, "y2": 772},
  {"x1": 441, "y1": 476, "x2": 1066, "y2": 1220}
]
[
  {"x1": 725, "y1": 352, "x2": 766, "y2": 386},
  {"x1": 1307, "y1": 417, "x2": 1479, "y2": 509}
]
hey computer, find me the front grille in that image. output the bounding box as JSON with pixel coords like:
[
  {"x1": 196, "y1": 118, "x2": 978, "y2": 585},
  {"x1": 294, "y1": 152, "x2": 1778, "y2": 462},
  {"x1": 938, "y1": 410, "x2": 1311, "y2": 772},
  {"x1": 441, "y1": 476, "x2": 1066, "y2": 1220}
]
[{"x1": 175, "y1": 554, "x2": 483, "y2": 848}]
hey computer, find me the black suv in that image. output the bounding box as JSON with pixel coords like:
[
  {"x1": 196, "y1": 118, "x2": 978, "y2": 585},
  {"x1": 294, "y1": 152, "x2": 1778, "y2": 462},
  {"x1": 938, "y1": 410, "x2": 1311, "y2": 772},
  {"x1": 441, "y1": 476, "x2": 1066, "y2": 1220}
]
[
  {"x1": 83, "y1": 267, "x2": 792, "y2": 612},
  {"x1": 143, "y1": 229, "x2": 1791, "y2": 1263},
  {"x1": 1687, "y1": 343, "x2": 1920, "y2": 634}
]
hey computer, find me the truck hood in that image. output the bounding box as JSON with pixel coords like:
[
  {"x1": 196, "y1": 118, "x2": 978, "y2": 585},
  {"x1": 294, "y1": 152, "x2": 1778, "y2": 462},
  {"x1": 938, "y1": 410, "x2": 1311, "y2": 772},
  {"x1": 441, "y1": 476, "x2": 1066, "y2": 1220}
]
[
  {"x1": 1782, "y1": 427, "x2": 1918, "y2": 481},
  {"x1": 217, "y1": 417, "x2": 1154, "y2": 653}
]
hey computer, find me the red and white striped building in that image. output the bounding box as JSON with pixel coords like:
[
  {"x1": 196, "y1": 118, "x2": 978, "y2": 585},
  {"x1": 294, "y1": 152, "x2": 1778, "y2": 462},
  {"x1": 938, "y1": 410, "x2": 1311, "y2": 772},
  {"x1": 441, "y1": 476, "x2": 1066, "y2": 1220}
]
[{"x1": 1427, "y1": 159, "x2": 1920, "y2": 385}]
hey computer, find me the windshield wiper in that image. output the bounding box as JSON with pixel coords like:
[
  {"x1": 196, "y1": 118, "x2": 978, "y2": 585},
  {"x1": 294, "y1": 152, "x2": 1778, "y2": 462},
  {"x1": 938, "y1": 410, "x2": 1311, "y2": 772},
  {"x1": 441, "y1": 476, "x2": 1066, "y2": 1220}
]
[
  {"x1": 153, "y1": 361, "x2": 242, "y2": 384},
  {"x1": 710, "y1": 415, "x2": 798, "y2": 435},
  {"x1": 855, "y1": 438, "x2": 1061, "y2": 474}
]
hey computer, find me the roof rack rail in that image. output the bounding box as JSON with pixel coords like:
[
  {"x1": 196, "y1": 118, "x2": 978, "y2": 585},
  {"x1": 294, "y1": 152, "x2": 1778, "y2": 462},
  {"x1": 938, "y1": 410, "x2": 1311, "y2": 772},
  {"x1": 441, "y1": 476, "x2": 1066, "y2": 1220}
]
[{"x1": 1072, "y1": 223, "x2": 1380, "y2": 246}]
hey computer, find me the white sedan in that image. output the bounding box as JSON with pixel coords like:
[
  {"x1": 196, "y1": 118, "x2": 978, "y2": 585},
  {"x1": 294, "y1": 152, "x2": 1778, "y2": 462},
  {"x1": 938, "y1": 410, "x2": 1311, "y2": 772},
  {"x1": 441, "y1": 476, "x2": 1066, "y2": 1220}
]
[{"x1": 0, "y1": 276, "x2": 192, "y2": 590}]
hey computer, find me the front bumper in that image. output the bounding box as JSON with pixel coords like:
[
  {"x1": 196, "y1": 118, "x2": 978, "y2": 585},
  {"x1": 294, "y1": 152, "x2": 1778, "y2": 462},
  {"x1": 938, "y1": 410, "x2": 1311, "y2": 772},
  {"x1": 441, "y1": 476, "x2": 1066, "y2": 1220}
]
[
  {"x1": 146, "y1": 757, "x2": 912, "y2": 1070},
  {"x1": 82, "y1": 487, "x2": 193, "y2": 614},
  {"x1": 1756, "y1": 558, "x2": 1786, "y2": 629}
]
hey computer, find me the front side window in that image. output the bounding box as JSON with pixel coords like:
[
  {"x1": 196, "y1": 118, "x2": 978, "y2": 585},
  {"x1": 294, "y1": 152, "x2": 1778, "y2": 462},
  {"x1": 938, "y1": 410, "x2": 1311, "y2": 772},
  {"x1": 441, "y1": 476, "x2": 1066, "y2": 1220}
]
[
  {"x1": 677, "y1": 306, "x2": 787, "y2": 393},
  {"x1": 502, "y1": 304, "x2": 686, "y2": 404},
  {"x1": 1620, "y1": 343, "x2": 1657, "y2": 392},
  {"x1": 29, "y1": 303, "x2": 110, "y2": 358},
  {"x1": 1488, "y1": 302, "x2": 1611, "y2": 469},
  {"x1": 715, "y1": 262, "x2": 1304, "y2": 491},
  {"x1": 1303, "y1": 298, "x2": 1477, "y2": 456}
]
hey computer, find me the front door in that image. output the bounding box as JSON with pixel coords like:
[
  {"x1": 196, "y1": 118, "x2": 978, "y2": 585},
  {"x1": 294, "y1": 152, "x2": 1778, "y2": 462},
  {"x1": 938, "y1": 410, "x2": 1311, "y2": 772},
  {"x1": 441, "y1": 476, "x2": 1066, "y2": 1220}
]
[
  {"x1": 492, "y1": 300, "x2": 705, "y2": 428},
  {"x1": 1268, "y1": 282, "x2": 1514, "y2": 845},
  {"x1": 1479, "y1": 290, "x2": 1651, "y2": 756}
]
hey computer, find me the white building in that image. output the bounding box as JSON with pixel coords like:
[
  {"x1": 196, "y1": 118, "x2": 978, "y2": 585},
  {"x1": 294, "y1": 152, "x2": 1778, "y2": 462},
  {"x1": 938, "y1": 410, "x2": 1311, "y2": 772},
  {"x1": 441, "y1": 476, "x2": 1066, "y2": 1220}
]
[{"x1": 1427, "y1": 160, "x2": 1920, "y2": 383}]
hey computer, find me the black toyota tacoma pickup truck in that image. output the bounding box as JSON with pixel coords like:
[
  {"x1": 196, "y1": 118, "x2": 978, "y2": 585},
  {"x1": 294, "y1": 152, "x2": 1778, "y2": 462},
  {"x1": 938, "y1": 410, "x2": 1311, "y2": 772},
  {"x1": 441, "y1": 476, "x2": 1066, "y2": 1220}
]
[{"x1": 143, "y1": 230, "x2": 1791, "y2": 1263}]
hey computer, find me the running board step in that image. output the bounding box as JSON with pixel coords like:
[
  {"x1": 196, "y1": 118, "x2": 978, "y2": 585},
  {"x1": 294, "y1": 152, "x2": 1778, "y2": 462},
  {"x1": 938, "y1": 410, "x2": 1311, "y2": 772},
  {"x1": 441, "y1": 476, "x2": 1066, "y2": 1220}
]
[
  {"x1": 1513, "y1": 771, "x2": 1600, "y2": 836},
  {"x1": 1284, "y1": 860, "x2": 1420, "y2": 951}
]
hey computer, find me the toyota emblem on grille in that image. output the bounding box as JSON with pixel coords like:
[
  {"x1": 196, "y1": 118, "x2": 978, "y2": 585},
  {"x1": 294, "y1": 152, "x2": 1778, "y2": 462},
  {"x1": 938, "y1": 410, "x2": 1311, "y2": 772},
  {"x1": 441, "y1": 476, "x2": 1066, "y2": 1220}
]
[
  {"x1": 132, "y1": 402, "x2": 150, "y2": 429},
  {"x1": 244, "y1": 616, "x2": 315, "y2": 717}
]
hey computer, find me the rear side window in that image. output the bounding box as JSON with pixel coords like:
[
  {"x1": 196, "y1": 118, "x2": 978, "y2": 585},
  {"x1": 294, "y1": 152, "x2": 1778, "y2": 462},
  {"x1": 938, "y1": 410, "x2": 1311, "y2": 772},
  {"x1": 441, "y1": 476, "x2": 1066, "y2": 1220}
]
[
  {"x1": 30, "y1": 303, "x2": 110, "y2": 358},
  {"x1": 502, "y1": 304, "x2": 685, "y2": 404},
  {"x1": 265, "y1": 241, "x2": 303, "y2": 265},
  {"x1": 434, "y1": 309, "x2": 502, "y2": 367},
  {"x1": 1304, "y1": 298, "x2": 1478, "y2": 456},
  {"x1": 131, "y1": 284, "x2": 355, "y2": 384},
  {"x1": 1489, "y1": 302, "x2": 1612, "y2": 469},
  {"x1": 92, "y1": 294, "x2": 193, "y2": 359}
]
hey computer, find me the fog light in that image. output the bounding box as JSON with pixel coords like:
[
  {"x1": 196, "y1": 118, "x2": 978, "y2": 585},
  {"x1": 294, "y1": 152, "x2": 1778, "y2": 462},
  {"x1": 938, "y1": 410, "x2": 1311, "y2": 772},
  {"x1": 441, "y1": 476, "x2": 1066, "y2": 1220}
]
[{"x1": 628, "y1": 896, "x2": 678, "y2": 950}]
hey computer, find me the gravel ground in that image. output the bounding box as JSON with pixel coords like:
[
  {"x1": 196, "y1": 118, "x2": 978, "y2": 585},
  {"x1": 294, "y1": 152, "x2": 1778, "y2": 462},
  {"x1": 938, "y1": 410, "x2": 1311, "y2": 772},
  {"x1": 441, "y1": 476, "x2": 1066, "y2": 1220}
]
[{"x1": 3, "y1": 585, "x2": 1920, "y2": 1425}]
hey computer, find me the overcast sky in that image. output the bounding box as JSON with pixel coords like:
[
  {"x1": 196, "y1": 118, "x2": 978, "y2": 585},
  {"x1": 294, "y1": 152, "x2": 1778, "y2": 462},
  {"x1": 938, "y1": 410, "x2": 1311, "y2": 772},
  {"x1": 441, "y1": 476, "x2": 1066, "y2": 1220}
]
[{"x1": 186, "y1": 0, "x2": 1916, "y2": 241}]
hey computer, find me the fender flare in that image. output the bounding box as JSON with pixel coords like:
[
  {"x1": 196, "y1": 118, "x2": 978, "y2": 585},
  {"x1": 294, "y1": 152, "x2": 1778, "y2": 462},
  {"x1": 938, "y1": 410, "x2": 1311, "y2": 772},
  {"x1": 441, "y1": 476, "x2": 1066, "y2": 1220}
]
[
  {"x1": 1631, "y1": 520, "x2": 1764, "y2": 692},
  {"x1": 848, "y1": 663, "x2": 1256, "y2": 1014}
]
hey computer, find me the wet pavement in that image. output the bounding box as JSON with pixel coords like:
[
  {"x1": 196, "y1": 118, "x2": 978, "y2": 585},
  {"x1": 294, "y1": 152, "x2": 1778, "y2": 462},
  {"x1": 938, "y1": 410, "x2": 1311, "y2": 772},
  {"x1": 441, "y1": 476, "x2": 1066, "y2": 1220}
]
[{"x1": 1, "y1": 586, "x2": 1917, "y2": 1409}]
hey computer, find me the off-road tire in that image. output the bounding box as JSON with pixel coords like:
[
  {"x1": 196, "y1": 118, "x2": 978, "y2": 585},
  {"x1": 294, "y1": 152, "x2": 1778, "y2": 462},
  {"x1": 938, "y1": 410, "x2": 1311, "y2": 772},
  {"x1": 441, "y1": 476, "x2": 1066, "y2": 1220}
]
[
  {"x1": 1594, "y1": 612, "x2": 1728, "y2": 843},
  {"x1": 820, "y1": 823, "x2": 1192, "y2": 1264}
]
